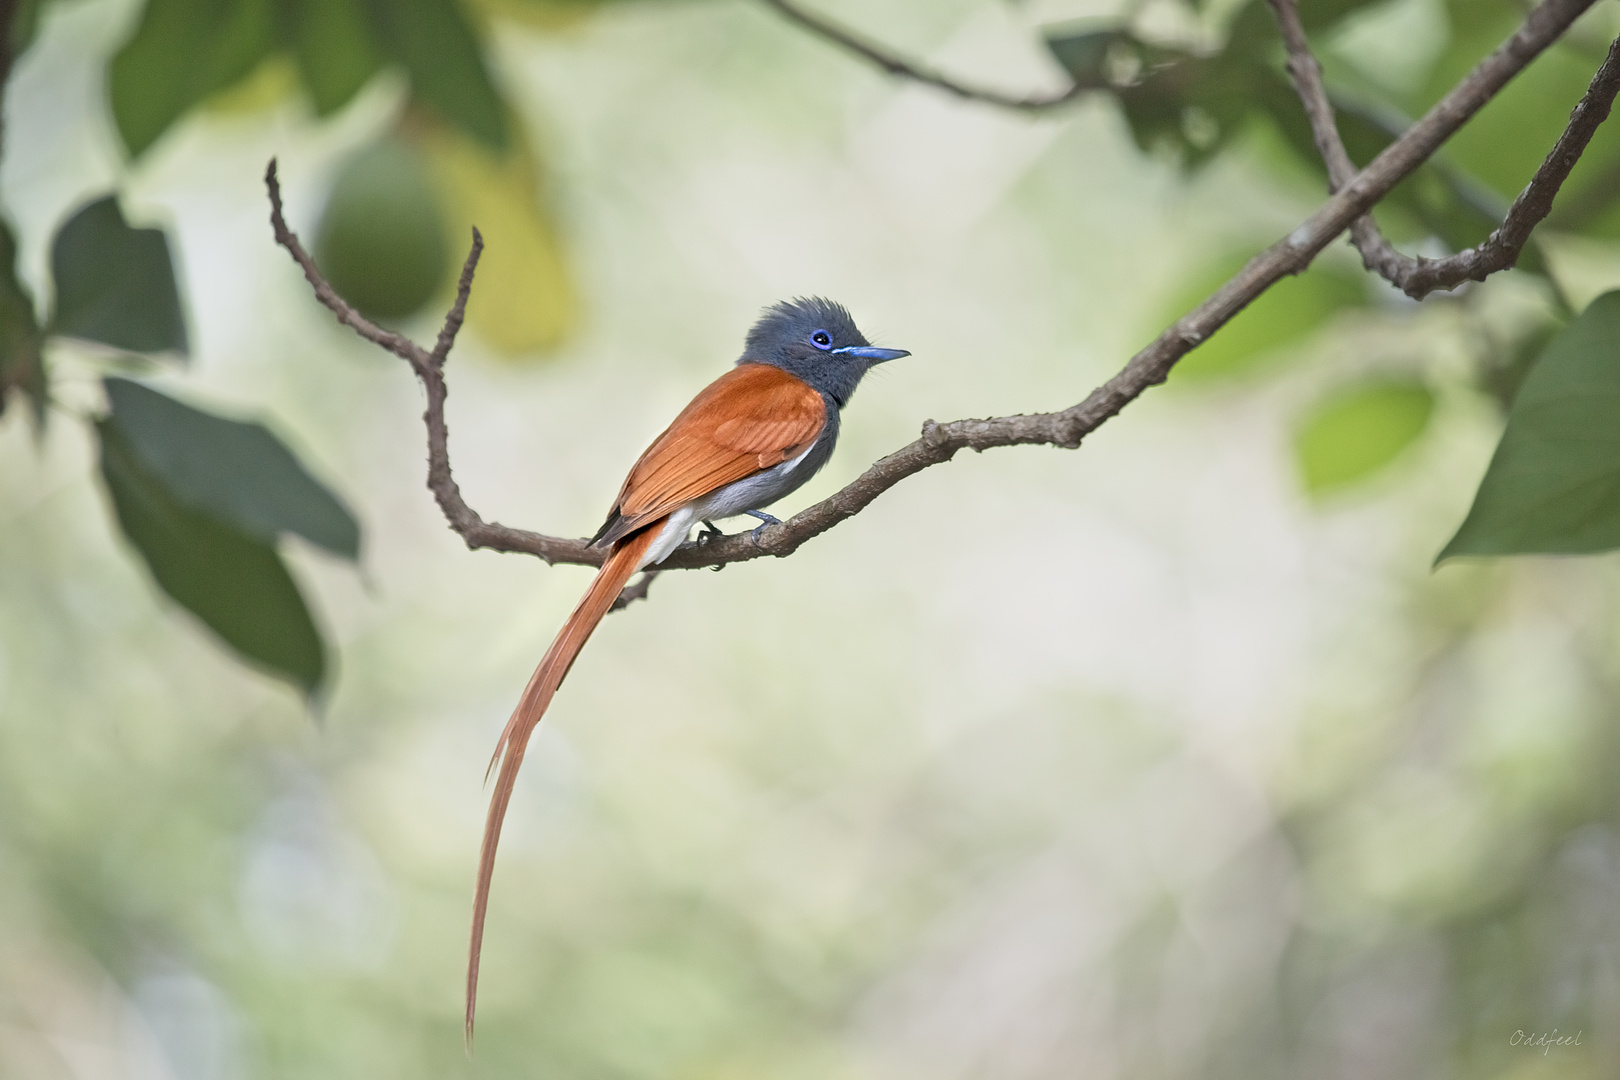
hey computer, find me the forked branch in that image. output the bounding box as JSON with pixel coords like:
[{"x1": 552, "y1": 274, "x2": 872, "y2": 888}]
[
  {"x1": 266, "y1": 161, "x2": 602, "y2": 567},
  {"x1": 1266, "y1": 0, "x2": 1620, "y2": 299},
  {"x1": 266, "y1": 0, "x2": 1598, "y2": 576}
]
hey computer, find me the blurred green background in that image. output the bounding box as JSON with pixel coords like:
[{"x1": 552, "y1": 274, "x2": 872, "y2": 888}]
[{"x1": 6, "y1": 0, "x2": 1620, "y2": 1077}]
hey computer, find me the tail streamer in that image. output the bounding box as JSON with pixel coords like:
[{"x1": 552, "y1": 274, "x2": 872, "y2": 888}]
[{"x1": 465, "y1": 524, "x2": 659, "y2": 1046}]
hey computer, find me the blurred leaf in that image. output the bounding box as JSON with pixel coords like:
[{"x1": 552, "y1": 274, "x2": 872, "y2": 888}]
[
  {"x1": 1419, "y1": 1, "x2": 1527, "y2": 113},
  {"x1": 284, "y1": 0, "x2": 385, "y2": 115},
  {"x1": 369, "y1": 0, "x2": 507, "y2": 150},
  {"x1": 1296, "y1": 0, "x2": 1389, "y2": 32},
  {"x1": 109, "y1": 0, "x2": 276, "y2": 157},
  {"x1": 1253, "y1": 75, "x2": 1511, "y2": 259},
  {"x1": 1183, "y1": 0, "x2": 1382, "y2": 22},
  {"x1": 1442, "y1": 38, "x2": 1609, "y2": 205},
  {"x1": 0, "y1": 220, "x2": 45, "y2": 427},
  {"x1": 1062, "y1": 0, "x2": 1386, "y2": 172},
  {"x1": 1479, "y1": 317, "x2": 1564, "y2": 411},
  {"x1": 198, "y1": 51, "x2": 302, "y2": 114},
  {"x1": 1045, "y1": 27, "x2": 1124, "y2": 90},
  {"x1": 315, "y1": 138, "x2": 449, "y2": 321},
  {"x1": 102, "y1": 378, "x2": 359, "y2": 559},
  {"x1": 414, "y1": 113, "x2": 577, "y2": 355},
  {"x1": 471, "y1": 0, "x2": 614, "y2": 30},
  {"x1": 1116, "y1": 52, "x2": 1261, "y2": 167},
  {"x1": 11, "y1": 0, "x2": 49, "y2": 56},
  {"x1": 97, "y1": 414, "x2": 326, "y2": 694},
  {"x1": 1295, "y1": 378, "x2": 1435, "y2": 493},
  {"x1": 1411, "y1": 0, "x2": 1620, "y2": 243},
  {"x1": 49, "y1": 195, "x2": 188, "y2": 356},
  {"x1": 1440, "y1": 291, "x2": 1620, "y2": 560},
  {"x1": 1163, "y1": 252, "x2": 1368, "y2": 380}
]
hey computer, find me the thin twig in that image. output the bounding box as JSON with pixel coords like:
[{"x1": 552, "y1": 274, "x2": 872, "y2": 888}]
[
  {"x1": 610, "y1": 571, "x2": 660, "y2": 612},
  {"x1": 265, "y1": 0, "x2": 1596, "y2": 575},
  {"x1": 1267, "y1": 0, "x2": 1620, "y2": 299},
  {"x1": 265, "y1": 160, "x2": 604, "y2": 568},
  {"x1": 756, "y1": 0, "x2": 1088, "y2": 110}
]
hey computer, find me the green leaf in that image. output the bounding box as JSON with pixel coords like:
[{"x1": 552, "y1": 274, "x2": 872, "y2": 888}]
[
  {"x1": 0, "y1": 219, "x2": 46, "y2": 428},
  {"x1": 1440, "y1": 291, "x2": 1620, "y2": 560},
  {"x1": 109, "y1": 0, "x2": 277, "y2": 157},
  {"x1": 102, "y1": 378, "x2": 360, "y2": 559},
  {"x1": 96, "y1": 417, "x2": 327, "y2": 694},
  {"x1": 315, "y1": 137, "x2": 450, "y2": 321},
  {"x1": 1438, "y1": 37, "x2": 1605, "y2": 206},
  {"x1": 285, "y1": 0, "x2": 385, "y2": 116},
  {"x1": 1295, "y1": 378, "x2": 1435, "y2": 494},
  {"x1": 1045, "y1": 27, "x2": 1123, "y2": 90},
  {"x1": 49, "y1": 196, "x2": 188, "y2": 356},
  {"x1": 1296, "y1": 0, "x2": 1389, "y2": 33},
  {"x1": 11, "y1": 0, "x2": 49, "y2": 57},
  {"x1": 367, "y1": 0, "x2": 507, "y2": 149},
  {"x1": 1253, "y1": 74, "x2": 1509, "y2": 259},
  {"x1": 1162, "y1": 252, "x2": 1369, "y2": 380},
  {"x1": 1111, "y1": 46, "x2": 1260, "y2": 168}
]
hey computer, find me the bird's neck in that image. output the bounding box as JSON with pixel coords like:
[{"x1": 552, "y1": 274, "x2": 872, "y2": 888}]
[{"x1": 741, "y1": 357, "x2": 866, "y2": 408}]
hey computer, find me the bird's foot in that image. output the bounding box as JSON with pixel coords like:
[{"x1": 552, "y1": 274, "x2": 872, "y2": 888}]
[{"x1": 746, "y1": 511, "x2": 783, "y2": 546}]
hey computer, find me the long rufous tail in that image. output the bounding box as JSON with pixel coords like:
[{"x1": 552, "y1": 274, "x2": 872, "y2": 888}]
[{"x1": 466, "y1": 524, "x2": 659, "y2": 1046}]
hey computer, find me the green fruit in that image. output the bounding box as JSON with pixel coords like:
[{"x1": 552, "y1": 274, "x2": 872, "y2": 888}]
[{"x1": 314, "y1": 138, "x2": 448, "y2": 320}]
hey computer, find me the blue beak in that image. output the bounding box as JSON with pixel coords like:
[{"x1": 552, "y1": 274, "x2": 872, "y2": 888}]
[{"x1": 833, "y1": 345, "x2": 910, "y2": 362}]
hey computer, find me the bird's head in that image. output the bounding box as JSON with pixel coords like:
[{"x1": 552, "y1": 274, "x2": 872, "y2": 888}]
[{"x1": 741, "y1": 297, "x2": 909, "y2": 406}]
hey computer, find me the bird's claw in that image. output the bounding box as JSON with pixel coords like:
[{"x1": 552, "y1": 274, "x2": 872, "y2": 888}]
[{"x1": 743, "y1": 511, "x2": 782, "y2": 549}]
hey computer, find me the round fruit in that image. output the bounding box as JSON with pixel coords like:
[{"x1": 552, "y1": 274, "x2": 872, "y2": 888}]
[{"x1": 314, "y1": 138, "x2": 448, "y2": 321}]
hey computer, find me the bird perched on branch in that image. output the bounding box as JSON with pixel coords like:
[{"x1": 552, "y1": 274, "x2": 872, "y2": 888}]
[{"x1": 466, "y1": 297, "x2": 909, "y2": 1041}]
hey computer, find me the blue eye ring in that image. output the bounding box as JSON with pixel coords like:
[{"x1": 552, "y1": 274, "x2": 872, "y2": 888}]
[{"x1": 810, "y1": 329, "x2": 833, "y2": 350}]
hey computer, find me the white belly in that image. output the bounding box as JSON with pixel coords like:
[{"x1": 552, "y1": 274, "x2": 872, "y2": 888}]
[{"x1": 637, "y1": 440, "x2": 827, "y2": 570}]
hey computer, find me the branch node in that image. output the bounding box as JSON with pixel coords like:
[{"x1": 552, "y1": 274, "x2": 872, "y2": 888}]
[{"x1": 1266, "y1": 0, "x2": 1619, "y2": 300}]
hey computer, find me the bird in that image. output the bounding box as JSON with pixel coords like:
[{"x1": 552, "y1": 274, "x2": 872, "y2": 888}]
[{"x1": 466, "y1": 297, "x2": 909, "y2": 1041}]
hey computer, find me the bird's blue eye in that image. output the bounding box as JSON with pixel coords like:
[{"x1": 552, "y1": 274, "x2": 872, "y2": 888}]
[{"x1": 811, "y1": 330, "x2": 833, "y2": 350}]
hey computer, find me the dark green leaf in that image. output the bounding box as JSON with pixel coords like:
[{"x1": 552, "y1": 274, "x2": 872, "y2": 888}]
[
  {"x1": 1295, "y1": 378, "x2": 1435, "y2": 493},
  {"x1": 1296, "y1": 0, "x2": 1388, "y2": 33},
  {"x1": 1185, "y1": 0, "x2": 1380, "y2": 25},
  {"x1": 367, "y1": 0, "x2": 507, "y2": 149},
  {"x1": 1440, "y1": 291, "x2": 1620, "y2": 561},
  {"x1": 11, "y1": 0, "x2": 49, "y2": 56},
  {"x1": 285, "y1": 0, "x2": 385, "y2": 116},
  {"x1": 0, "y1": 219, "x2": 46, "y2": 428},
  {"x1": 109, "y1": 0, "x2": 276, "y2": 157},
  {"x1": 314, "y1": 138, "x2": 449, "y2": 321},
  {"x1": 103, "y1": 378, "x2": 360, "y2": 560},
  {"x1": 1253, "y1": 75, "x2": 1509, "y2": 259},
  {"x1": 1479, "y1": 317, "x2": 1564, "y2": 411},
  {"x1": 97, "y1": 417, "x2": 326, "y2": 694},
  {"x1": 1440, "y1": 39, "x2": 1603, "y2": 206},
  {"x1": 1045, "y1": 27, "x2": 1123, "y2": 89},
  {"x1": 49, "y1": 196, "x2": 188, "y2": 355}
]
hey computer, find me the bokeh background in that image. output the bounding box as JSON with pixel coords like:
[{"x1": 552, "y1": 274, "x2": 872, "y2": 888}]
[{"x1": 5, "y1": 0, "x2": 1620, "y2": 1077}]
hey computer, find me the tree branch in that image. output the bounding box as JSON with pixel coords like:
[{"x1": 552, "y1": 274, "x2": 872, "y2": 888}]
[
  {"x1": 609, "y1": 570, "x2": 661, "y2": 612},
  {"x1": 755, "y1": 0, "x2": 1088, "y2": 111},
  {"x1": 1267, "y1": 0, "x2": 1620, "y2": 300},
  {"x1": 265, "y1": 0, "x2": 1594, "y2": 577},
  {"x1": 265, "y1": 160, "x2": 604, "y2": 568}
]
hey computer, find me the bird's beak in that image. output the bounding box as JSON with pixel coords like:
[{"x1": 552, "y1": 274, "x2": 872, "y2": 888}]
[{"x1": 833, "y1": 345, "x2": 910, "y2": 362}]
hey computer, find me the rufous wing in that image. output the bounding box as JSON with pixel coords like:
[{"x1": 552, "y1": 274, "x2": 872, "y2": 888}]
[{"x1": 607, "y1": 363, "x2": 826, "y2": 536}]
